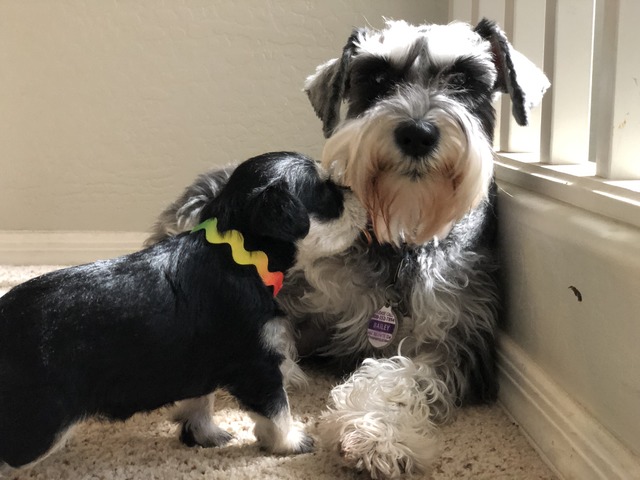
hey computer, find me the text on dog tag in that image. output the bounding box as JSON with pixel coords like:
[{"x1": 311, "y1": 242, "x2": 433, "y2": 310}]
[{"x1": 367, "y1": 305, "x2": 397, "y2": 348}]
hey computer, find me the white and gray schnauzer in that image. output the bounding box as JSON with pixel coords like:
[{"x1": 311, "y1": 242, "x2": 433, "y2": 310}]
[{"x1": 147, "y1": 19, "x2": 549, "y2": 479}]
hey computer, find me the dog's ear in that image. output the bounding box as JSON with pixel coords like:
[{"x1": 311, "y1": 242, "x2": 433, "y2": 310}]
[
  {"x1": 243, "y1": 183, "x2": 311, "y2": 243},
  {"x1": 304, "y1": 29, "x2": 364, "y2": 138},
  {"x1": 474, "y1": 18, "x2": 550, "y2": 126}
]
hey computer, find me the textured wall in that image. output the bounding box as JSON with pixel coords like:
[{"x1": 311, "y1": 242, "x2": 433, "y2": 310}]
[
  {"x1": 498, "y1": 182, "x2": 640, "y2": 458},
  {"x1": 0, "y1": 1, "x2": 446, "y2": 232}
]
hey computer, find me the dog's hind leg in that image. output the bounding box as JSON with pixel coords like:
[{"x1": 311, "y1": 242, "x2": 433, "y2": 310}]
[
  {"x1": 0, "y1": 398, "x2": 75, "y2": 468},
  {"x1": 172, "y1": 393, "x2": 234, "y2": 448}
]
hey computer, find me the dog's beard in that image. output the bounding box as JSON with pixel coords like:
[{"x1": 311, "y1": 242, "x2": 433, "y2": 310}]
[{"x1": 322, "y1": 96, "x2": 494, "y2": 246}]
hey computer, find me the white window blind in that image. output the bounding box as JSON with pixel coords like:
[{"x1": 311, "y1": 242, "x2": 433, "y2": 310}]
[{"x1": 449, "y1": 0, "x2": 640, "y2": 228}]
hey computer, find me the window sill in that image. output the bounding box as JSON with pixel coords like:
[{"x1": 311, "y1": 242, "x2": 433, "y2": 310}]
[{"x1": 495, "y1": 153, "x2": 640, "y2": 230}]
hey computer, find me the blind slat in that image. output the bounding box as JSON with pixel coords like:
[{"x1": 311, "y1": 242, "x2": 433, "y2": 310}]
[
  {"x1": 545, "y1": 0, "x2": 595, "y2": 165},
  {"x1": 449, "y1": 0, "x2": 639, "y2": 181},
  {"x1": 606, "y1": 0, "x2": 640, "y2": 179},
  {"x1": 504, "y1": 0, "x2": 546, "y2": 153}
]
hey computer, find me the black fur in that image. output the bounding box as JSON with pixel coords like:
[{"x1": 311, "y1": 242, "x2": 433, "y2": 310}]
[
  {"x1": 475, "y1": 18, "x2": 534, "y2": 126},
  {"x1": 0, "y1": 152, "x2": 347, "y2": 468},
  {"x1": 305, "y1": 28, "x2": 364, "y2": 138}
]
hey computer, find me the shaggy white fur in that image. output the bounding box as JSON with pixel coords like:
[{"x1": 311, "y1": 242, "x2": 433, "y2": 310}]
[{"x1": 319, "y1": 353, "x2": 445, "y2": 479}]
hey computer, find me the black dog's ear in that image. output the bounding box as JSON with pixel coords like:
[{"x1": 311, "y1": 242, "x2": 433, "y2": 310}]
[
  {"x1": 243, "y1": 183, "x2": 310, "y2": 243},
  {"x1": 304, "y1": 28, "x2": 365, "y2": 138},
  {"x1": 475, "y1": 18, "x2": 550, "y2": 126}
]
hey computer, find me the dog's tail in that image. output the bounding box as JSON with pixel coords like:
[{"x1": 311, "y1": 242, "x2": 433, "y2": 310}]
[{"x1": 145, "y1": 165, "x2": 236, "y2": 246}]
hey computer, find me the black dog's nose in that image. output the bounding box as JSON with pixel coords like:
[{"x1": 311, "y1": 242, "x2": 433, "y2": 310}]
[{"x1": 394, "y1": 121, "x2": 440, "y2": 158}]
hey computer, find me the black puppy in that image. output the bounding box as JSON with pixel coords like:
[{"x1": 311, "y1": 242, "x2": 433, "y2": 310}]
[{"x1": 0, "y1": 152, "x2": 366, "y2": 470}]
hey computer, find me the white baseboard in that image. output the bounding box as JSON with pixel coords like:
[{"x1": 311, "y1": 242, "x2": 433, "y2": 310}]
[
  {"x1": 498, "y1": 335, "x2": 640, "y2": 480},
  {"x1": 0, "y1": 230, "x2": 148, "y2": 265}
]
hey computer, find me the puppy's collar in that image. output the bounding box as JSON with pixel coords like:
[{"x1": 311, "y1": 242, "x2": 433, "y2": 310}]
[{"x1": 192, "y1": 218, "x2": 284, "y2": 297}]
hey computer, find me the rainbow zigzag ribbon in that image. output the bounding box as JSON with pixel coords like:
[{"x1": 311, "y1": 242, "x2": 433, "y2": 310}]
[{"x1": 192, "y1": 217, "x2": 284, "y2": 297}]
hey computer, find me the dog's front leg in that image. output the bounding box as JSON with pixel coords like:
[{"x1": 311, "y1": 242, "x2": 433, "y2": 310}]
[
  {"x1": 319, "y1": 354, "x2": 454, "y2": 479},
  {"x1": 236, "y1": 317, "x2": 313, "y2": 454},
  {"x1": 247, "y1": 390, "x2": 314, "y2": 455},
  {"x1": 173, "y1": 394, "x2": 234, "y2": 448}
]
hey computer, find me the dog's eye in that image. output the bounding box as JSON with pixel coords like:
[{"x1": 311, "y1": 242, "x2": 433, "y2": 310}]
[
  {"x1": 350, "y1": 57, "x2": 395, "y2": 91},
  {"x1": 352, "y1": 70, "x2": 389, "y2": 88},
  {"x1": 448, "y1": 72, "x2": 468, "y2": 89},
  {"x1": 372, "y1": 73, "x2": 387, "y2": 85},
  {"x1": 347, "y1": 59, "x2": 398, "y2": 117}
]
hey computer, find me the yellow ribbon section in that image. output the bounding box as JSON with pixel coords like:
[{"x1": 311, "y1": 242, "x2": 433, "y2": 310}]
[{"x1": 192, "y1": 217, "x2": 284, "y2": 296}]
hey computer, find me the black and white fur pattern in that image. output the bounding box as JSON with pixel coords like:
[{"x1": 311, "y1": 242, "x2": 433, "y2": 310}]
[
  {"x1": 146, "y1": 19, "x2": 549, "y2": 479},
  {"x1": 0, "y1": 152, "x2": 366, "y2": 472}
]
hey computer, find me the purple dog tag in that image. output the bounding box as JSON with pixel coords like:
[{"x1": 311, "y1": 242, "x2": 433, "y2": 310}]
[{"x1": 367, "y1": 305, "x2": 397, "y2": 348}]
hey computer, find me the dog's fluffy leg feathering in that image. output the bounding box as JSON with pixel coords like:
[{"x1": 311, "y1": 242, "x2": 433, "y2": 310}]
[
  {"x1": 319, "y1": 353, "x2": 450, "y2": 479},
  {"x1": 261, "y1": 316, "x2": 310, "y2": 390}
]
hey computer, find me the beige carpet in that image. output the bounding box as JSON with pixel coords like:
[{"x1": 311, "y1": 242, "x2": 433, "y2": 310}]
[{"x1": 0, "y1": 266, "x2": 556, "y2": 480}]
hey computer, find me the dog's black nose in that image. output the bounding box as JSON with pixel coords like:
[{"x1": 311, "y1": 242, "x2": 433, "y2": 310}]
[{"x1": 394, "y1": 121, "x2": 440, "y2": 158}]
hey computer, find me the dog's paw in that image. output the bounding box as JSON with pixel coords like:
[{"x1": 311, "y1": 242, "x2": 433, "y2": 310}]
[
  {"x1": 255, "y1": 422, "x2": 315, "y2": 455},
  {"x1": 321, "y1": 415, "x2": 439, "y2": 479},
  {"x1": 329, "y1": 427, "x2": 435, "y2": 480},
  {"x1": 336, "y1": 433, "x2": 410, "y2": 480},
  {"x1": 179, "y1": 421, "x2": 234, "y2": 448},
  {"x1": 291, "y1": 431, "x2": 315, "y2": 454},
  {"x1": 270, "y1": 428, "x2": 314, "y2": 455}
]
